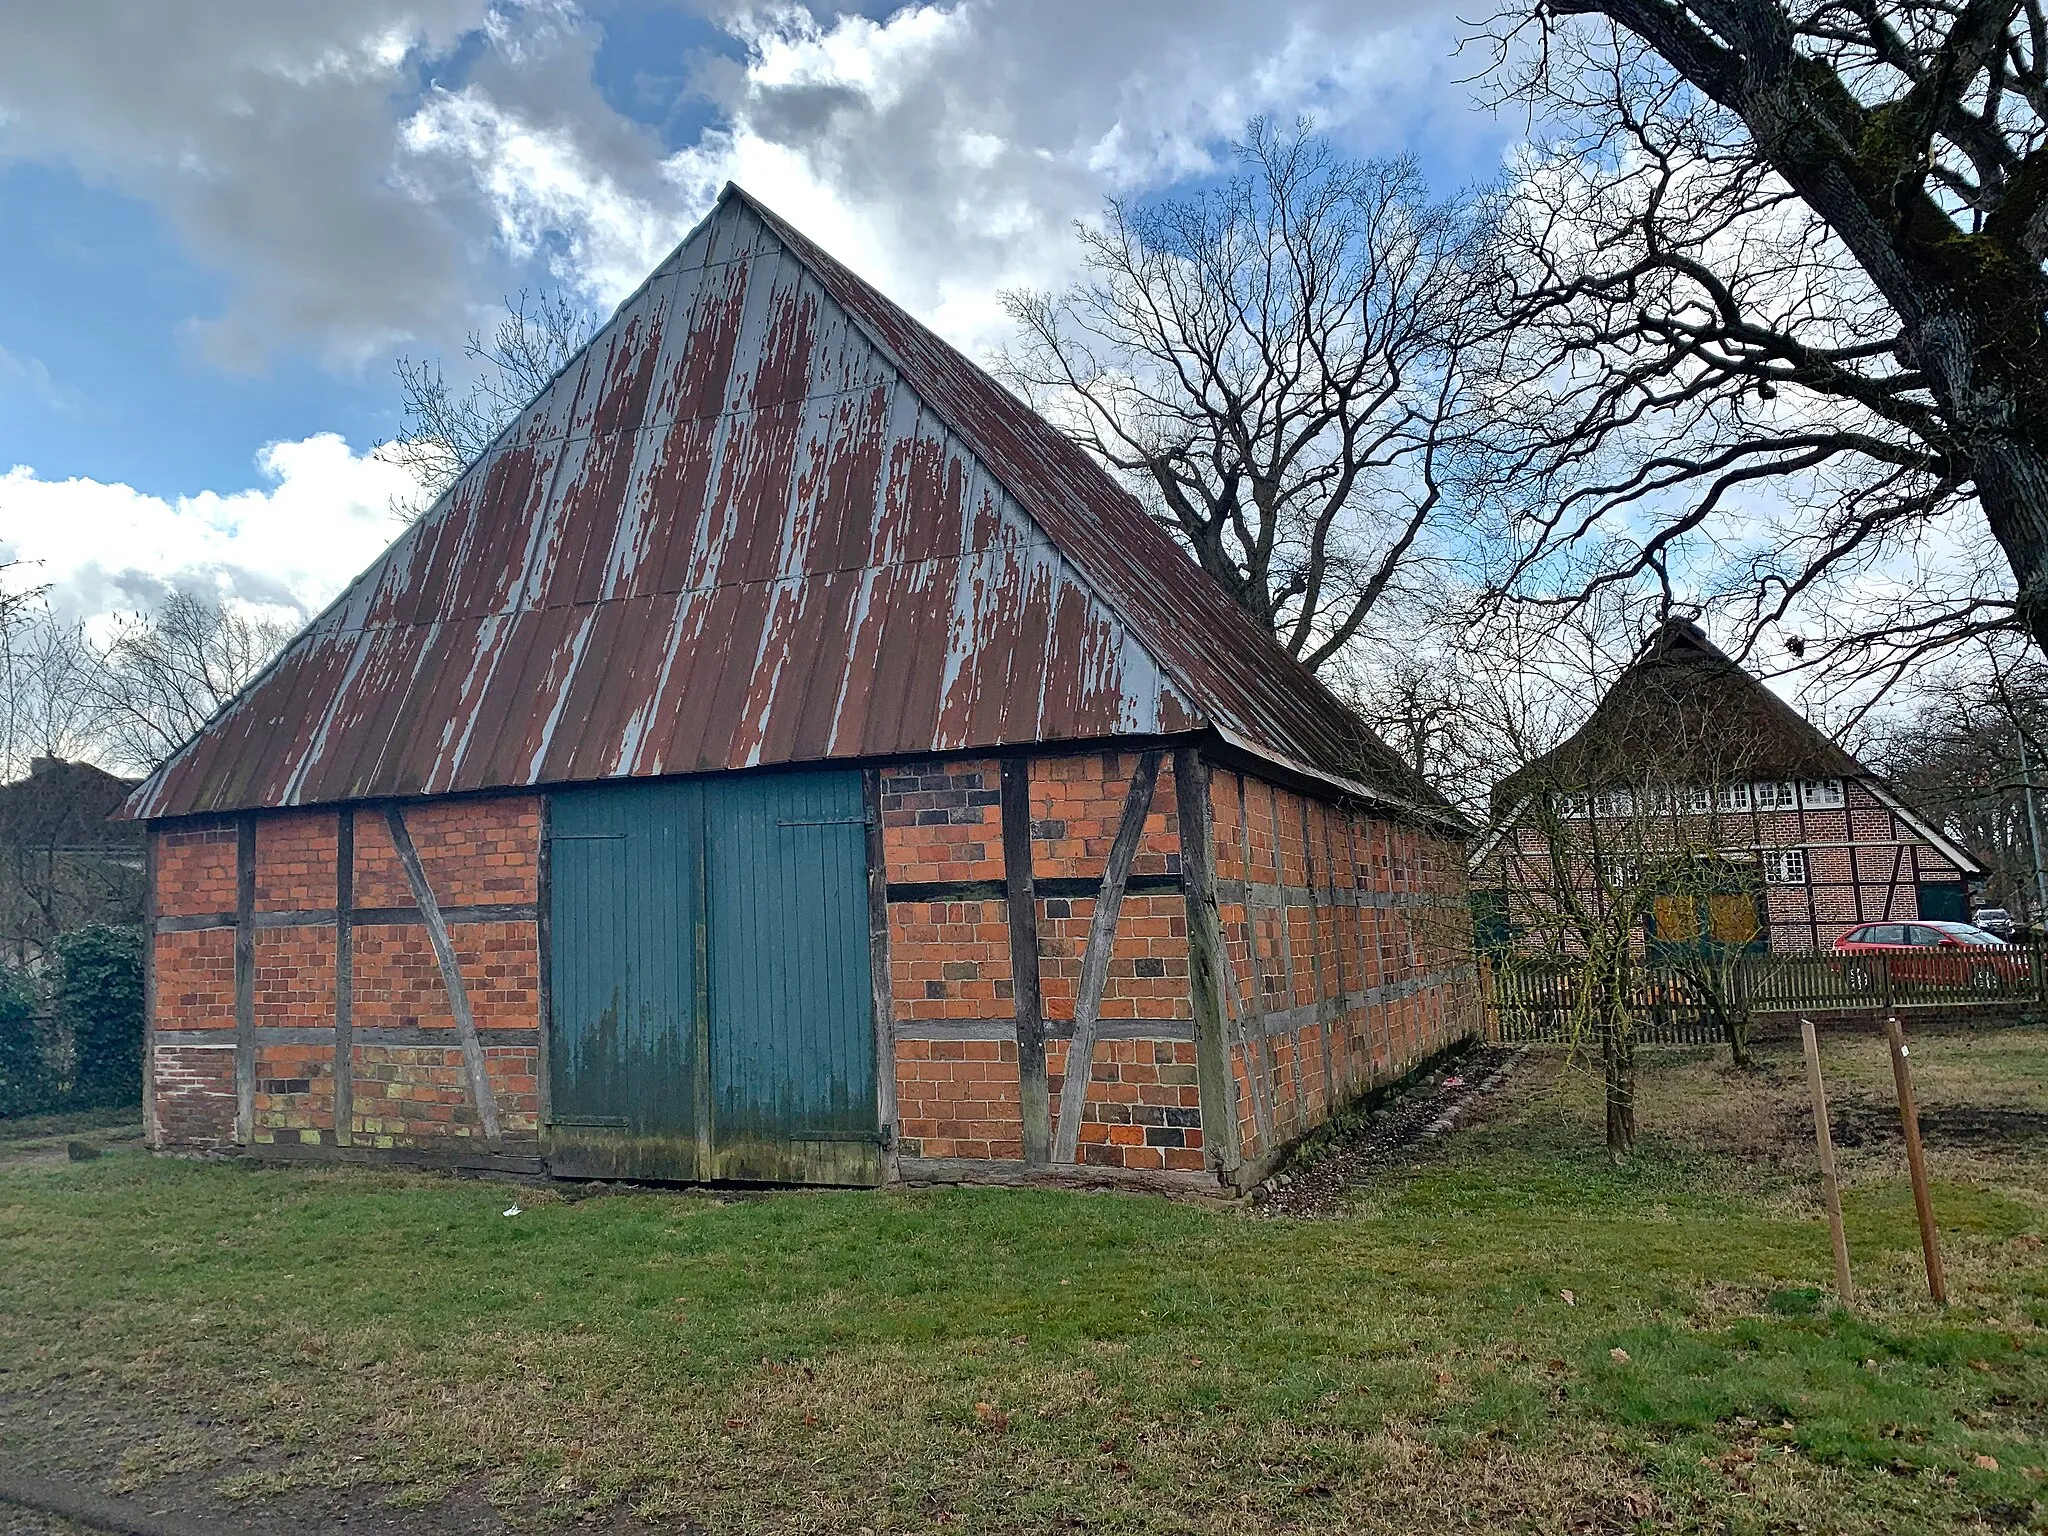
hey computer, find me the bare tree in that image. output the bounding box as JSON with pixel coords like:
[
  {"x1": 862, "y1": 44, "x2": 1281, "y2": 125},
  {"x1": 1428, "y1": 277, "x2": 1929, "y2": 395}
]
[
  {"x1": 1475, "y1": 2, "x2": 2048, "y2": 678},
  {"x1": 83, "y1": 592, "x2": 291, "y2": 773},
  {"x1": 1877, "y1": 638, "x2": 2048, "y2": 925},
  {"x1": 386, "y1": 288, "x2": 598, "y2": 519},
  {"x1": 999, "y1": 119, "x2": 1493, "y2": 669}
]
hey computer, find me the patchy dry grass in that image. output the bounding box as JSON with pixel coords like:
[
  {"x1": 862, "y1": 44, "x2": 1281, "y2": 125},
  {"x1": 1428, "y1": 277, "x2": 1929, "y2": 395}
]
[{"x1": 1, "y1": 1023, "x2": 2044, "y2": 1533}]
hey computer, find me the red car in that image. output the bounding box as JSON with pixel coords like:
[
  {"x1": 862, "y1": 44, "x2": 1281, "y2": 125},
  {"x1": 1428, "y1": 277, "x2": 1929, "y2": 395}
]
[{"x1": 1831, "y1": 920, "x2": 2029, "y2": 992}]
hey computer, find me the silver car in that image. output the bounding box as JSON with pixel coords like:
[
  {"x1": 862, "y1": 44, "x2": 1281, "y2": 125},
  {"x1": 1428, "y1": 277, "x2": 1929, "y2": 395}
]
[{"x1": 1972, "y1": 907, "x2": 2016, "y2": 939}]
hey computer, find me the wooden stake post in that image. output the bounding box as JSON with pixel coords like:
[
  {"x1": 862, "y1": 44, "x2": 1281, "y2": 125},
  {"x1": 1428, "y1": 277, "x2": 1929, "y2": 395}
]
[
  {"x1": 1798, "y1": 1019, "x2": 1853, "y2": 1306},
  {"x1": 1885, "y1": 1015, "x2": 1947, "y2": 1305}
]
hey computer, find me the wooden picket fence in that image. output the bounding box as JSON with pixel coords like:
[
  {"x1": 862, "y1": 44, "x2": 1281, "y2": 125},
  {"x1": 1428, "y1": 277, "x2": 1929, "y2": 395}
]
[{"x1": 1483, "y1": 942, "x2": 2046, "y2": 1046}]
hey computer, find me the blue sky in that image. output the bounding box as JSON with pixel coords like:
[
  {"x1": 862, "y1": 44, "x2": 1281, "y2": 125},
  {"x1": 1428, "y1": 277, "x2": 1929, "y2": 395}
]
[{"x1": 0, "y1": 0, "x2": 1510, "y2": 625}]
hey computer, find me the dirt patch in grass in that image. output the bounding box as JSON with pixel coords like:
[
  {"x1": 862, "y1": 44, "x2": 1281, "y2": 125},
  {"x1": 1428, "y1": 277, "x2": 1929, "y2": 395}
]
[{"x1": 1251, "y1": 1043, "x2": 1524, "y2": 1218}]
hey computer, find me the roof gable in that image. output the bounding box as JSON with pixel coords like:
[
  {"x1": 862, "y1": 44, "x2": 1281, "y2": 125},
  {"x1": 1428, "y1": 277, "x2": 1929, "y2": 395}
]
[
  {"x1": 130, "y1": 188, "x2": 1440, "y2": 822},
  {"x1": 1493, "y1": 620, "x2": 1864, "y2": 817}
]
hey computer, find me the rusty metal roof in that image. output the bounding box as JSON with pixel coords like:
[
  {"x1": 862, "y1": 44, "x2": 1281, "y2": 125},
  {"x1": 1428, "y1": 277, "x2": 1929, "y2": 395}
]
[{"x1": 129, "y1": 186, "x2": 1448, "y2": 824}]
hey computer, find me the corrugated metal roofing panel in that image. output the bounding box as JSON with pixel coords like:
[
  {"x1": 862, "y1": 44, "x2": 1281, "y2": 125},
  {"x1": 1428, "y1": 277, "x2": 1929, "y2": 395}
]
[{"x1": 129, "y1": 187, "x2": 1445, "y2": 824}]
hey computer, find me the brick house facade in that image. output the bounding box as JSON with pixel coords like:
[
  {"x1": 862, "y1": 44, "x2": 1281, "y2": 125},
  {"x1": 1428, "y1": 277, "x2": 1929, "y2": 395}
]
[{"x1": 1470, "y1": 621, "x2": 1981, "y2": 955}]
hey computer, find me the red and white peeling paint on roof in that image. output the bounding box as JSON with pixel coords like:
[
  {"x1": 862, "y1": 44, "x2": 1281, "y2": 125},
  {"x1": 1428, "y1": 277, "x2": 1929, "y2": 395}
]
[{"x1": 129, "y1": 188, "x2": 1441, "y2": 823}]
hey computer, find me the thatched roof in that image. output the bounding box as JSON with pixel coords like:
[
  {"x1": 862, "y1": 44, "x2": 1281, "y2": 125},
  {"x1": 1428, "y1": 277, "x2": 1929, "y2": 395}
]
[{"x1": 1492, "y1": 621, "x2": 1863, "y2": 818}]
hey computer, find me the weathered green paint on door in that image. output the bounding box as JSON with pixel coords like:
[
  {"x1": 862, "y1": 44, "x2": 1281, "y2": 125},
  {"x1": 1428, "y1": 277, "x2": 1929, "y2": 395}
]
[{"x1": 544, "y1": 770, "x2": 879, "y2": 1185}]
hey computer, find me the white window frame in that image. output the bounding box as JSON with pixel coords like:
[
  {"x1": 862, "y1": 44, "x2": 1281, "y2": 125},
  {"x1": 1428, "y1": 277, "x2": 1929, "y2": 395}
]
[
  {"x1": 1798, "y1": 778, "x2": 1845, "y2": 809},
  {"x1": 1591, "y1": 786, "x2": 1634, "y2": 818},
  {"x1": 1754, "y1": 780, "x2": 1799, "y2": 811},
  {"x1": 1762, "y1": 848, "x2": 1807, "y2": 885},
  {"x1": 1716, "y1": 783, "x2": 1752, "y2": 812},
  {"x1": 1551, "y1": 791, "x2": 1589, "y2": 819},
  {"x1": 1602, "y1": 855, "x2": 1637, "y2": 888},
  {"x1": 1679, "y1": 785, "x2": 1713, "y2": 814}
]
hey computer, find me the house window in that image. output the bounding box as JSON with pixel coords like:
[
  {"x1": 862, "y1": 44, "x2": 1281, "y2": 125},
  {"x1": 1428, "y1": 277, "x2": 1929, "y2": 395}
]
[
  {"x1": 1754, "y1": 781, "x2": 1799, "y2": 811},
  {"x1": 1716, "y1": 783, "x2": 1752, "y2": 812},
  {"x1": 1602, "y1": 855, "x2": 1637, "y2": 887},
  {"x1": 1551, "y1": 791, "x2": 1589, "y2": 819},
  {"x1": 1652, "y1": 785, "x2": 1713, "y2": 814},
  {"x1": 1591, "y1": 786, "x2": 1634, "y2": 817},
  {"x1": 1762, "y1": 848, "x2": 1807, "y2": 885},
  {"x1": 1799, "y1": 778, "x2": 1844, "y2": 808}
]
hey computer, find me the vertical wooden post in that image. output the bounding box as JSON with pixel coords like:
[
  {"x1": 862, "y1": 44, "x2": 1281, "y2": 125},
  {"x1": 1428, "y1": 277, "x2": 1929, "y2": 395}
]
[
  {"x1": 1798, "y1": 1018, "x2": 1852, "y2": 1306},
  {"x1": 1174, "y1": 749, "x2": 1240, "y2": 1178},
  {"x1": 1001, "y1": 757, "x2": 1050, "y2": 1166},
  {"x1": 333, "y1": 808, "x2": 355, "y2": 1147},
  {"x1": 142, "y1": 829, "x2": 159, "y2": 1148},
  {"x1": 1885, "y1": 1015, "x2": 1946, "y2": 1304},
  {"x1": 233, "y1": 816, "x2": 257, "y2": 1146},
  {"x1": 862, "y1": 769, "x2": 899, "y2": 1178}
]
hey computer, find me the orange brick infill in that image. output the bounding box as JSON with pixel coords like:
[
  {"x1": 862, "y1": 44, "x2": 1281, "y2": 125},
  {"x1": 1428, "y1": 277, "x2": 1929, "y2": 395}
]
[
  {"x1": 888, "y1": 898, "x2": 1013, "y2": 1021},
  {"x1": 1027, "y1": 752, "x2": 1181, "y2": 883},
  {"x1": 154, "y1": 928, "x2": 235, "y2": 1026},
  {"x1": 153, "y1": 820, "x2": 238, "y2": 916},
  {"x1": 348, "y1": 920, "x2": 541, "y2": 1032},
  {"x1": 892, "y1": 1037, "x2": 1024, "y2": 1160},
  {"x1": 254, "y1": 928, "x2": 337, "y2": 1028},
  {"x1": 879, "y1": 762, "x2": 1002, "y2": 884},
  {"x1": 254, "y1": 810, "x2": 339, "y2": 912},
  {"x1": 351, "y1": 795, "x2": 541, "y2": 909},
  {"x1": 1036, "y1": 892, "x2": 1190, "y2": 1023},
  {"x1": 1045, "y1": 1036, "x2": 1204, "y2": 1172}
]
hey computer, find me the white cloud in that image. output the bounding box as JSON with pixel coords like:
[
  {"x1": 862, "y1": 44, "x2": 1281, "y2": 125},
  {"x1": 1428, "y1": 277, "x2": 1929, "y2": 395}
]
[{"x1": 0, "y1": 435, "x2": 412, "y2": 631}]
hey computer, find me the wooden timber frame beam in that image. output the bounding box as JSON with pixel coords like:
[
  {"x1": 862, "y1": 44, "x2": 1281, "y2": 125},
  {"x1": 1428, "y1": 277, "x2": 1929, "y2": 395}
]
[
  {"x1": 862, "y1": 768, "x2": 900, "y2": 1178},
  {"x1": 1174, "y1": 748, "x2": 1242, "y2": 1180},
  {"x1": 1052, "y1": 750, "x2": 1163, "y2": 1165},
  {"x1": 1000, "y1": 758, "x2": 1051, "y2": 1165},
  {"x1": 333, "y1": 808, "x2": 355, "y2": 1147},
  {"x1": 384, "y1": 804, "x2": 503, "y2": 1147},
  {"x1": 232, "y1": 816, "x2": 256, "y2": 1144}
]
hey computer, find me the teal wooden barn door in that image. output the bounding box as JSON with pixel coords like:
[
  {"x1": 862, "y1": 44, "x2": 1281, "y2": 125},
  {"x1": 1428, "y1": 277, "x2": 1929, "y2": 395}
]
[
  {"x1": 707, "y1": 770, "x2": 880, "y2": 1184},
  {"x1": 544, "y1": 769, "x2": 878, "y2": 1185}
]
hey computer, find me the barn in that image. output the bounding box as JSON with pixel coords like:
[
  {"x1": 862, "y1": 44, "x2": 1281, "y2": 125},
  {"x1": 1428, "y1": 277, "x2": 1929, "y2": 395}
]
[{"x1": 131, "y1": 186, "x2": 1476, "y2": 1195}]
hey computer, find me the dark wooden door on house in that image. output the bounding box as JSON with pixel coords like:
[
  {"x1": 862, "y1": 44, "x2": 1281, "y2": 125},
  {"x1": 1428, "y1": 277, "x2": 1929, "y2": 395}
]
[{"x1": 544, "y1": 770, "x2": 881, "y2": 1185}]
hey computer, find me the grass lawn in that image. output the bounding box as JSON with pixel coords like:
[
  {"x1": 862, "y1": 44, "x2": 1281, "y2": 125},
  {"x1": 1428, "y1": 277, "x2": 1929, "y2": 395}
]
[{"x1": 1, "y1": 1024, "x2": 2045, "y2": 1534}]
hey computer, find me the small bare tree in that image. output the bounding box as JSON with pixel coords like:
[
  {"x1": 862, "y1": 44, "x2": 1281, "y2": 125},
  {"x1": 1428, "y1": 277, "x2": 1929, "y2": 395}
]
[
  {"x1": 83, "y1": 592, "x2": 292, "y2": 772},
  {"x1": 1000, "y1": 119, "x2": 1493, "y2": 669},
  {"x1": 386, "y1": 289, "x2": 598, "y2": 519}
]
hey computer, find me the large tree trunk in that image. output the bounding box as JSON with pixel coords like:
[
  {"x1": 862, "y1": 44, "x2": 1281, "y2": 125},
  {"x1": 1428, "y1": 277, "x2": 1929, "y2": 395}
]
[{"x1": 1972, "y1": 434, "x2": 2048, "y2": 659}]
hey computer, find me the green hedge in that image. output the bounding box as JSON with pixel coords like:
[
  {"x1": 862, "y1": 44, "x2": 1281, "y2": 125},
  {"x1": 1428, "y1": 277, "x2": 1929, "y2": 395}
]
[
  {"x1": 0, "y1": 963, "x2": 55, "y2": 1118},
  {"x1": 54, "y1": 925, "x2": 145, "y2": 1111}
]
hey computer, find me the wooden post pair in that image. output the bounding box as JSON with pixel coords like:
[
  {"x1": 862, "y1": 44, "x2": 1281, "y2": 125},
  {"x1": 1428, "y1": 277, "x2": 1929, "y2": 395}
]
[{"x1": 1799, "y1": 1015, "x2": 1946, "y2": 1307}]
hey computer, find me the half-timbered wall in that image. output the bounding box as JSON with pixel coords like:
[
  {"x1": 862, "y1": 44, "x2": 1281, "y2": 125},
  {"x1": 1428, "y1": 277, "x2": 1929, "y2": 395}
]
[
  {"x1": 149, "y1": 797, "x2": 544, "y2": 1157},
  {"x1": 1475, "y1": 777, "x2": 1971, "y2": 956},
  {"x1": 149, "y1": 747, "x2": 1478, "y2": 1191},
  {"x1": 1206, "y1": 768, "x2": 1476, "y2": 1175}
]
